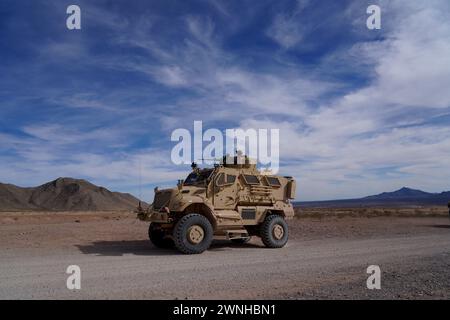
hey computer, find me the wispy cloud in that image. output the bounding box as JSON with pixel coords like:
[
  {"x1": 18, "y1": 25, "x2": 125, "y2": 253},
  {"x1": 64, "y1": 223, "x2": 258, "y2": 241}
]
[{"x1": 266, "y1": 0, "x2": 311, "y2": 49}]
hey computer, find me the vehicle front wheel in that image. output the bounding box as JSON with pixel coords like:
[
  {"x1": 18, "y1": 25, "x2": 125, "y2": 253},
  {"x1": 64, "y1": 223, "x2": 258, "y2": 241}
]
[
  {"x1": 260, "y1": 215, "x2": 288, "y2": 248},
  {"x1": 148, "y1": 223, "x2": 174, "y2": 248},
  {"x1": 173, "y1": 214, "x2": 213, "y2": 254}
]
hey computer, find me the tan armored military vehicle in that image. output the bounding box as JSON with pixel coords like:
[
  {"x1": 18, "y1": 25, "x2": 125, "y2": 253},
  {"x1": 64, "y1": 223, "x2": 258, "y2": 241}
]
[{"x1": 136, "y1": 154, "x2": 296, "y2": 254}]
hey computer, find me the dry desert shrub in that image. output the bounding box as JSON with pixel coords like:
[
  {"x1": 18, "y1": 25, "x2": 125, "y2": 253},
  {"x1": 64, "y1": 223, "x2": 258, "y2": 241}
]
[{"x1": 294, "y1": 206, "x2": 448, "y2": 218}]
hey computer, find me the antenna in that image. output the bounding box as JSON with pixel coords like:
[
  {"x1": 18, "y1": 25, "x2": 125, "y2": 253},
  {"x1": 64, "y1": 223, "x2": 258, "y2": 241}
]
[
  {"x1": 199, "y1": 156, "x2": 222, "y2": 166},
  {"x1": 138, "y1": 157, "x2": 142, "y2": 200}
]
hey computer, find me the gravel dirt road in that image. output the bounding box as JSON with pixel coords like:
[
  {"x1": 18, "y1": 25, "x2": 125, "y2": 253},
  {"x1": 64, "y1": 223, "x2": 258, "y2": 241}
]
[{"x1": 0, "y1": 212, "x2": 449, "y2": 299}]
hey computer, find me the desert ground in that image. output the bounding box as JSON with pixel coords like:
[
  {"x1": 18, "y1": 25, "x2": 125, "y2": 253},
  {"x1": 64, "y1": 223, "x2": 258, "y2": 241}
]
[{"x1": 0, "y1": 207, "x2": 449, "y2": 299}]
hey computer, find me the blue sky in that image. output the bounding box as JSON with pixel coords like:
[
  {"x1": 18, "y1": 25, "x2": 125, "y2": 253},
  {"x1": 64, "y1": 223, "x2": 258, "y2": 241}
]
[{"x1": 1, "y1": 0, "x2": 450, "y2": 201}]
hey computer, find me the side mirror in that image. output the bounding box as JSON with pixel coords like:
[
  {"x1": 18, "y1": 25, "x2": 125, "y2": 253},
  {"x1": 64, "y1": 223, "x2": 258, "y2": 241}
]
[{"x1": 286, "y1": 180, "x2": 296, "y2": 199}]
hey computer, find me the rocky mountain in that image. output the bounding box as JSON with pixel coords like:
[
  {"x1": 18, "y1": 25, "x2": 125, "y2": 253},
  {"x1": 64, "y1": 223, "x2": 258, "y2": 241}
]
[
  {"x1": 0, "y1": 178, "x2": 143, "y2": 211},
  {"x1": 362, "y1": 187, "x2": 432, "y2": 200},
  {"x1": 298, "y1": 187, "x2": 450, "y2": 208}
]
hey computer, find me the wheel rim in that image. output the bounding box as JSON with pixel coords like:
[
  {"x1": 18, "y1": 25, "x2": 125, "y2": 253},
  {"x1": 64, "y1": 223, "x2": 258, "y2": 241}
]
[
  {"x1": 272, "y1": 224, "x2": 284, "y2": 240},
  {"x1": 187, "y1": 225, "x2": 205, "y2": 244}
]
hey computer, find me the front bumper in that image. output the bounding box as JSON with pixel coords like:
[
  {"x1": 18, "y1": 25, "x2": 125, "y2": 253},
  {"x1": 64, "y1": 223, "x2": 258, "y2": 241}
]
[{"x1": 136, "y1": 205, "x2": 172, "y2": 223}]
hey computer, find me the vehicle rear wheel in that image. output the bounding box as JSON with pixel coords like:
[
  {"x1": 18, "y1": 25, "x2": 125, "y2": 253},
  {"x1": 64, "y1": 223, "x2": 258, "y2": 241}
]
[
  {"x1": 173, "y1": 214, "x2": 213, "y2": 254},
  {"x1": 260, "y1": 215, "x2": 288, "y2": 248},
  {"x1": 148, "y1": 223, "x2": 174, "y2": 248},
  {"x1": 231, "y1": 237, "x2": 251, "y2": 244}
]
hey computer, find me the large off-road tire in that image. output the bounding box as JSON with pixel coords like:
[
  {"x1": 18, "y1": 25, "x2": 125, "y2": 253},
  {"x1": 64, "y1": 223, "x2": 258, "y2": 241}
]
[
  {"x1": 231, "y1": 237, "x2": 251, "y2": 244},
  {"x1": 148, "y1": 223, "x2": 174, "y2": 249},
  {"x1": 173, "y1": 214, "x2": 213, "y2": 254},
  {"x1": 260, "y1": 215, "x2": 288, "y2": 248}
]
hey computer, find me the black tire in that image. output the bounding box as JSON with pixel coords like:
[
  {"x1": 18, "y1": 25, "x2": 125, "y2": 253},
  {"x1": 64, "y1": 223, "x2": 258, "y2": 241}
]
[
  {"x1": 231, "y1": 237, "x2": 251, "y2": 244},
  {"x1": 260, "y1": 215, "x2": 288, "y2": 248},
  {"x1": 148, "y1": 223, "x2": 174, "y2": 249},
  {"x1": 173, "y1": 214, "x2": 213, "y2": 254}
]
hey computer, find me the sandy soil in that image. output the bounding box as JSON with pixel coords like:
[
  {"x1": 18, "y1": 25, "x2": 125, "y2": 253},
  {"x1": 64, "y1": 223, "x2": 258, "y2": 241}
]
[{"x1": 0, "y1": 210, "x2": 449, "y2": 299}]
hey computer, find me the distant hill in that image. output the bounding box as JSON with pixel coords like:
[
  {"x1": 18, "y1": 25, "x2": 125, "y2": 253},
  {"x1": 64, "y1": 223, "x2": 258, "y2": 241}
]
[
  {"x1": 297, "y1": 187, "x2": 450, "y2": 208},
  {"x1": 0, "y1": 178, "x2": 143, "y2": 211}
]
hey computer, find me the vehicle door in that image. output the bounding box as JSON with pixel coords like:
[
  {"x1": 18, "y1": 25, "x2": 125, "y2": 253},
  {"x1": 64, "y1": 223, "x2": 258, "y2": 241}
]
[{"x1": 213, "y1": 172, "x2": 238, "y2": 209}]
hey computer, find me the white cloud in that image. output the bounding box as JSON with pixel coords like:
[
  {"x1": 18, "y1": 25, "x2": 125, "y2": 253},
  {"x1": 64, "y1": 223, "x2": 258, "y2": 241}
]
[
  {"x1": 266, "y1": 13, "x2": 304, "y2": 49},
  {"x1": 152, "y1": 65, "x2": 188, "y2": 87},
  {"x1": 346, "y1": 4, "x2": 450, "y2": 110},
  {"x1": 266, "y1": 0, "x2": 311, "y2": 49}
]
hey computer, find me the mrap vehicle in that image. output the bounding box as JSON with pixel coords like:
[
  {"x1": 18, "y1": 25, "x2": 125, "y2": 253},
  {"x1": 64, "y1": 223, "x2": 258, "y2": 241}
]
[{"x1": 136, "y1": 154, "x2": 296, "y2": 254}]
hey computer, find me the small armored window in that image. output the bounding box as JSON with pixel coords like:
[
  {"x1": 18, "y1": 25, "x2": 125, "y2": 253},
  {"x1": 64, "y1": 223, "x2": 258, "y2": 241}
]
[
  {"x1": 242, "y1": 174, "x2": 260, "y2": 185},
  {"x1": 226, "y1": 175, "x2": 236, "y2": 184},
  {"x1": 266, "y1": 176, "x2": 281, "y2": 187},
  {"x1": 216, "y1": 173, "x2": 225, "y2": 186}
]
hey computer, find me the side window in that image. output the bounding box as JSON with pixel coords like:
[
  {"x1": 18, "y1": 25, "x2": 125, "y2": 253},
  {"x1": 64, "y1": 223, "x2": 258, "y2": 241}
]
[
  {"x1": 226, "y1": 175, "x2": 236, "y2": 184},
  {"x1": 216, "y1": 173, "x2": 225, "y2": 186},
  {"x1": 266, "y1": 176, "x2": 281, "y2": 187},
  {"x1": 242, "y1": 174, "x2": 260, "y2": 185}
]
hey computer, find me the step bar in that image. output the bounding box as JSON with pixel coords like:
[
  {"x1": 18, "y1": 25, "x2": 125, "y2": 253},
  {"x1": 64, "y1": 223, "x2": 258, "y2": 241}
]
[{"x1": 225, "y1": 229, "x2": 249, "y2": 240}]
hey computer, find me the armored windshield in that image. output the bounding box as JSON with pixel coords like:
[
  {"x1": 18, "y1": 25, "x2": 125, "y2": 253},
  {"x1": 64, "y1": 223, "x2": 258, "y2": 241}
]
[{"x1": 184, "y1": 169, "x2": 213, "y2": 186}]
